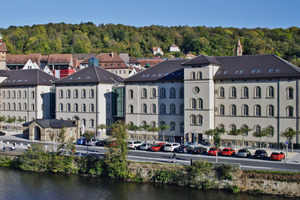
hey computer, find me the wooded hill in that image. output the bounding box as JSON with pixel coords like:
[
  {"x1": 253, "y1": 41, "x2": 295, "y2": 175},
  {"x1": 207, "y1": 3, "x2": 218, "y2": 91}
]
[{"x1": 1, "y1": 22, "x2": 299, "y2": 66}]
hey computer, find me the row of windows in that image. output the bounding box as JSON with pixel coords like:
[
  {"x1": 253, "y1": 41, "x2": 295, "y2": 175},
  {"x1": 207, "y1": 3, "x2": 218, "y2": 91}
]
[
  {"x1": 219, "y1": 86, "x2": 294, "y2": 99},
  {"x1": 219, "y1": 124, "x2": 275, "y2": 137},
  {"x1": 128, "y1": 87, "x2": 184, "y2": 99},
  {"x1": 129, "y1": 121, "x2": 184, "y2": 133},
  {"x1": 2, "y1": 90, "x2": 34, "y2": 99},
  {"x1": 218, "y1": 104, "x2": 294, "y2": 117},
  {"x1": 58, "y1": 103, "x2": 109, "y2": 113},
  {"x1": 190, "y1": 98, "x2": 203, "y2": 109},
  {"x1": 59, "y1": 89, "x2": 94, "y2": 99},
  {"x1": 128, "y1": 104, "x2": 184, "y2": 115},
  {"x1": 190, "y1": 71, "x2": 202, "y2": 80},
  {"x1": 2, "y1": 103, "x2": 34, "y2": 111}
]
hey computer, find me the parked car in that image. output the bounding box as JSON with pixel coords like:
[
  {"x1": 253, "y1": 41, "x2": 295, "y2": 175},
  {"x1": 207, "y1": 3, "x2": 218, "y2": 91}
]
[
  {"x1": 76, "y1": 138, "x2": 86, "y2": 145},
  {"x1": 177, "y1": 145, "x2": 194, "y2": 153},
  {"x1": 192, "y1": 147, "x2": 207, "y2": 154},
  {"x1": 139, "y1": 143, "x2": 152, "y2": 150},
  {"x1": 208, "y1": 147, "x2": 222, "y2": 156},
  {"x1": 95, "y1": 140, "x2": 107, "y2": 146},
  {"x1": 236, "y1": 148, "x2": 251, "y2": 158},
  {"x1": 86, "y1": 138, "x2": 99, "y2": 146},
  {"x1": 254, "y1": 149, "x2": 268, "y2": 159},
  {"x1": 127, "y1": 141, "x2": 142, "y2": 150},
  {"x1": 221, "y1": 148, "x2": 236, "y2": 156},
  {"x1": 150, "y1": 143, "x2": 165, "y2": 152},
  {"x1": 270, "y1": 151, "x2": 285, "y2": 161},
  {"x1": 0, "y1": 131, "x2": 5, "y2": 136},
  {"x1": 164, "y1": 143, "x2": 180, "y2": 152}
]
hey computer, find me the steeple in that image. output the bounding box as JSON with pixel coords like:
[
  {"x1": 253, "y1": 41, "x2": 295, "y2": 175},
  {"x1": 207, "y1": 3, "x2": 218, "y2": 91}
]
[
  {"x1": 0, "y1": 34, "x2": 2, "y2": 46},
  {"x1": 236, "y1": 39, "x2": 242, "y2": 56}
]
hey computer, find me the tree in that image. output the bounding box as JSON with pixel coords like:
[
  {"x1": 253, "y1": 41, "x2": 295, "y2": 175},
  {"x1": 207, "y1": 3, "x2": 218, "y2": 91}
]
[
  {"x1": 227, "y1": 128, "x2": 241, "y2": 148},
  {"x1": 83, "y1": 131, "x2": 94, "y2": 154},
  {"x1": 49, "y1": 131, "x2": 56, "y2": 152},
  {"x1": 147, "y1": 126, "x2": 159, "y2": 141},
  {"x1": 281, "y1": 129, "x2": 298, "y2": 153},
  {"x1": 104, "y1": 120, "x2": 130, "y2": 178},
  {"x1": 141, "y1": 124, "x2": 150, "y2": 141},
  {"x1": 159, "y1": 124, "x2": 170, "y2": 142},
  {"x1": 261, "y1": 127, "x2": 274, "y2": 150},
  {"x1": 240, "y1": 127, "x2": 252, "y2": 147},
  {"x1": 204, "y1": 127, "x2": 225, "y2": 163},
  {"x1": 253, "y1": 129, "x2": 267, "y2": 148},
  {"x1": 128, "y1": 124, "x2": 142, "y2": 141},
  {"x1": 56, "y1": 127, "x2": 66, "y2": 152},
  {"x1": 0, "y1": 116, "x2": 6, "y2": 129},
  {"x1": 97, "y1": 124, "x2": 107, "y2": 139},
  {"x1": 5, "y1": 116, "x2": 16, "y2": 131}
]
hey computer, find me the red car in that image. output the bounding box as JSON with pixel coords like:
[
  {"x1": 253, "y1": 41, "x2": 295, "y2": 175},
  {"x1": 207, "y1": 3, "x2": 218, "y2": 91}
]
[
  {"x1": 270, "y1": 151, "x2": 285, "y2": 161},
  {"x1": 150, "y1": 143, "x2": 165, "y2": 152},
  {"x1": 208, "y1": 147, "x2": 222, "y2": 156},
  {"x1": 221, "y1": 148, "x2": 236, "y2": 156}
]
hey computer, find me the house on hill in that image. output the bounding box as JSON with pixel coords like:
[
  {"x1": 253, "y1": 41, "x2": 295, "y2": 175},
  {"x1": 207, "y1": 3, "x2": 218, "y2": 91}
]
[
  {"x1": 152, "y1": 47, "x2": 164, "y2": 56},
  {"x1": 169, "y1": 44, "x2": 180, "y2": 52}
]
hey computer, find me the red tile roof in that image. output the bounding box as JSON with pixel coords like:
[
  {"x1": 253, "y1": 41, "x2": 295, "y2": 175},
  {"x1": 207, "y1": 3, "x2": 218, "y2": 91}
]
[
  {"x1": 137, "y1": 58, "x2": 165, "y2": 68},
  {"x1": 0, "y1": 43, "x2": 7, "y2": 52},
  {"x1": 48, "y1": 54, "x2": 72, "y2": 64}
]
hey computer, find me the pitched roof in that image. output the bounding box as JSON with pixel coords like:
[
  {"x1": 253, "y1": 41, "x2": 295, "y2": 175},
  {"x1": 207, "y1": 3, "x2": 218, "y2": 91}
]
[
  {"x1": 214, "y1": 54, "x2": 300, "y2": 79},
  {"x1": 24, "y1": 119, "x2": 77, "y2": 128},
  {"x1": 48, "y1": 54, "x2": 72, "y2": 65},
  {"x1": 6, "y1": 53, "x2": 42, "y2": 65},
  {"x1": 119, "y1": 53, "x2": 130, "y2": 63},
  {"x1": 0, "y1": 43, "x2": 7, "y2": 52},
  {"x1": 124, "y1": 59, "x2": 187, "y2": 83},
  {"x1": 170, "y1": 43, "x2": 178, "y2": 48},
  {"x1": 55, "y1": 65, "x2": 123, "y2": 85},
  {"x1": 137, "y1": 58, "x2": 165, "y2": 68},
  {"x1": 129, "y1": 57, "x2": 140, "y2": 64},
  {"x1": 0, "y1": 69, "x2": 58, "y2": 87},
  {"x1": 72, "y1": 53, "x2": 97, "y2": 61},
  {"x1": 182, "y1": 55, "x2": 222, "y2": 66}
]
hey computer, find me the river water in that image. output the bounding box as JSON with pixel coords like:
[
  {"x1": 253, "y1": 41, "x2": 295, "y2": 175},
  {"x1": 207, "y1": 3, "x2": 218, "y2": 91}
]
[{"x1": 0, "y1": 168, "x2": 291, "y2": 200}]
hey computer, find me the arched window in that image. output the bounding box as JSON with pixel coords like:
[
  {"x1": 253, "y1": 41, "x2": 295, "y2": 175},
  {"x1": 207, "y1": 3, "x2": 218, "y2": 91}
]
[
  {"x1": 31, "y1": 91, "x2": 35, "y2": 99},
  {"x1": 128, "y1": 89, "x2": 134, "y2": 99},
  {"x1": 219, "y1": 105, "x2": 225, "y2": 115},
  {"x1": 170, "y1": 122, "x2": 176, "y2": 131},
  {"x1": 12, "y1": 91, "x2": 16, "y2": 99},
  {"x1": 191, "y1": 98, "x2": 196, "y2": 109},
  {"x1": 219, "y1": 87, "x2": 225, "y2": 98},
  {"x1": 24, "y1": 103, "x2": 27, "y2": 110},
  {"x1": 23, "y1": 90, "x2": 27, "y2": 99},
  {"x1": 242, "y1": 87, "x2": 248, "y2": 98},
  {"x1": 170, "y1": 104, "x2": 176, "y2": 114},
  {"x1": 151, "y1": 104, "x2": 156, "y2": 114},
  {"x1": 67, "y1": 103, "x2": 71, "y2": 112},
  {"x1": 59, "y1": 103, "x2": 63, "y2": 111},
  {"x1": 142, "y1": 104, "x2": 147, "y2": 113},
  {"x1": 141, "y1": 121, "x2": 147, "y2": 127},
  {"x1": 254, "y1": 125, "x2": 261, "y2": 134},
  {"x1": 267, "y1": 126, "x2": 274, "y2": 137},
  {"x1": 180, "y1": 122, "x2": 184, "y2": 133},
  {"x1": 160, "y1": 121, "x2": 166, "y2": 127},
  {"x1": 219, "y1": 124, "x2": 225, "y2": 130},
  {"x1": 287, "y1": 106, "x2": 294, "y2": 117},
  {"x1": 90, "y1": 119, "x2": 94, "y2": 128},
  {"x1": 169, "y1": 88, "x2": 176, "y2": 99},
  {"x1": 160, "y1": 104, "x2": 166, "y2": 114},
  {"x1": 18, "y1": 90, "x2": 21, "y2": 99},
  {"x1": 82, "y1": 119, "x2": 86, "y2": 126},
  {"x1": 230, "y1": 87, "x2": 236, "y2": 98},
  {"x1": 82, "y1": 89, "x2": 86, "y2": 98},
  {"x1": 90, "y1": 104, "x2": 94, "y2": 112},
  {"x1": 268, "y1": 105, "x2": 274, "y2": 116},
  {"x1": 230, "y1": 124, "x2": 237, "y2": 131},
  {"x1": 198, "y1": 115, "x2": 203, "y2": 125},
  {"x1": 231, "y1": 105, "x2": 236, "y2": 116},
  {"x1": 12, "y1": 103, "x2": 16, "y2": 110},
  {"x1": 141, "y1": 88, "x2": 147, "y2": 98},
  {"x1": 82, "y1": 104, "x2": 86, "y2": 112},
  {"x1": 31, "y1": 104, "x2": 35, "y2": 111},
  {"x1": 150, "y1": 121, "x2": 156, "y2": 127},
  {"x1": 241, "y1": 125, "x2": 249, "y2": 136},
  {"x1": 66, "y1": 90, "x2": 71, "y2": 98},
  {"x1": 267, "y1": 86, "x2": 274, "y2": 98},
  {"x1": 180, "y1": 104, "x2": 184, "y2": 115},
  {"x1": 190, "y1": 72, "x2": 195, "y2": 79},
  {"x1": 190, "y1": 115, "x2": 196, "y2": 125},
  {"x1": 255, "y1": 105, "x2": 261, "y2": 116},
  {"x1": 151, "y1": 88, "x2": 156, "y2": 98},
  {"x1": 242, "y1": 104, "x2": 249, "y2": 116},
  {"x1": 255, "y1": 86, "x2": 261, "y2": 98},
  {"x1": 180, "y1": 87, "x2": 184, "y2": 99},
  {"x1": 74, "y1": 89, "x2": 78, "y2": 98},
  {"x1": 7, "y1": 91, "x2": 10, "y2": 99},
  {"x1": 160, "y1": 88, "x2": 166, "y2": 98},
  {"x1": 7, "y1": 103, "x2": 10, "y2": 110},
  {"x1": 90, "y1": 89, "x2": 94, "y2": 98},
  {"x1": 59, "y1": 90, "x2": 63, "y2": 98},
  {"x1": 287, "y1": 87, "x2": 294, "y2": 99},
  {"x1": 198, "y1": 98, "x2": 203, "y2": 109},
  {"x1": 197, "y1": 71, "x2": 202, "y2": 79},
  {"x1": 74, "y1": 104, "x2": 78, "y2": 112},
  {"x1": 129, "y1": 105, "x2": 134, "y2": 113}
]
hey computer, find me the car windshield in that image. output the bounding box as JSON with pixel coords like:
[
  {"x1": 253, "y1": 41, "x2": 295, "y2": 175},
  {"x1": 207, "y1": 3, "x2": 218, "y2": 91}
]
[
  {"x1": 154, "y1": 144, "x2": 160, "y2": 147},
  {"x1": 272, "y1": 152, "x2": 279, "y2": 155},
  {"x1": 209, "y1": 148, "x2": 217, "y2": 150},
  {"x1": 165, "y1": 144, "x2": 171, "y2": 147},
  {"x1": 239, "y1": 149, "x2": 247, "y2": 152},
  {"x1": 141, "y1": 144, "x2": 146, "y2": 146},
  {"x1": 223, "y1": 149, "x2": 229, "y2": 151},
  {"x1": 256, "y1": 150, "x2": 264, "y2": 153}
]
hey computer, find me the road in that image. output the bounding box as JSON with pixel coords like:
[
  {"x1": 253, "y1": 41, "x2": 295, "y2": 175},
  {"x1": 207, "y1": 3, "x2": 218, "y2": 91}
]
[{"x1": 2, "y1": 138, "x2": 300, "y2": 172}]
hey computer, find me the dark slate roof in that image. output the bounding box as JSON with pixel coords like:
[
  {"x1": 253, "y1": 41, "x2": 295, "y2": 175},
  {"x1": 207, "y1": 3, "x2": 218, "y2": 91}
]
[
  {"x1": 0, "y1": 69, "x2": 58, "y2": 87},
  {"x1": 24, "y1": 119, "x2": 77, "y2": 128},
  {"x1": 55, "y1": 65, "x2": 123, "y2": 85},
  {"x1": 182, "y1": 55, "x2": 222, "y2": 66},
  {"x1": 124, "y1": 59, "x2": 187, "y2": 83},
  {"x1": 214, "y1": 54, "x2": 300, "y2": 79},
  {"x1": 0, "y1": 70, "x2": 11, "y2": 77}
]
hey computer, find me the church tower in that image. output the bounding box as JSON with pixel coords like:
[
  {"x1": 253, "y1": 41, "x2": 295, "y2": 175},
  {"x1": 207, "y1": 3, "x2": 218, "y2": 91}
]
[
  {"x1": 0, "y1": 34, "x2": 7, "y2": 69},
  {"x1": 236, "y1": 39, "x2": 242, "y2": 56}
]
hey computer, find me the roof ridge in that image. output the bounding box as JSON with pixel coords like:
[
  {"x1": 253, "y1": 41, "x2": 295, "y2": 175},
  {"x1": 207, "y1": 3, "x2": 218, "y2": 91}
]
[
  {"x1": 94, "y1": 66, "x2": 101, "y2": 82},
  {"x1": 272, "y1": 54, "x2": 300, "y2": 73}
]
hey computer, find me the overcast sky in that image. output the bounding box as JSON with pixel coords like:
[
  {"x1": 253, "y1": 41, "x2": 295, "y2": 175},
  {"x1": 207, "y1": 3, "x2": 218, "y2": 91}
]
[{"x1": 1, "y1": 0, "x2": 299, "y2": 29}]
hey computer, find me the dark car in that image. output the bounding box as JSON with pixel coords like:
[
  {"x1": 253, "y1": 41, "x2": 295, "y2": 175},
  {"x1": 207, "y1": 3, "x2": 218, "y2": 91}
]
[
  {"x1": 193, "y1": 147, "x2": 207, "y2": 154},
  {"x1": 77, "y1": 138, "x2": 86, "y2": 145},
  {"x1": 177, "y1": 145, "x2": 193, "y2": 153},
  {"x1": 95, "y1": 140, "x2": 107, "y2": 146},
  {"x1": 236, "y1": 148, "x2": 251, "y2": 158},
  {"x1": 254, "y1": 149, "x2": 268, "y2": 159},
  {"x1": 0, "y1": 131, "x2": 5, "y2": 136}
]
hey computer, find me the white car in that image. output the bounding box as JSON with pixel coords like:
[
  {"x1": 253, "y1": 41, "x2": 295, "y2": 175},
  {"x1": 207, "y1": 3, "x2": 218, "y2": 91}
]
[
  {"x1": 127, "y1": 141, "x2": 142, "y2": 150},
  {"x1": 164, "y1": 143, "x2": 180, "y2": 152},
  {"x1": 87, "y1": 138, "x2": 99, "y2": 146}
]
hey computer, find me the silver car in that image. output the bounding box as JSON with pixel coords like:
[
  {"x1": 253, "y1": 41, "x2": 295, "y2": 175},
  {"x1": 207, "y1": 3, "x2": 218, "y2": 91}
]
[
  {"x1": 236, "y1": 148, "x2": 251, "y2": 158},
  {"x1": 139, "y1": 143, "x2": 152, "y2": 150}
]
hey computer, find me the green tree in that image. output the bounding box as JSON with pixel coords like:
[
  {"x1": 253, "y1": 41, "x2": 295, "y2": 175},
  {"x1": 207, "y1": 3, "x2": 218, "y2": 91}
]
[
  {"x1": 240, "y1": 127, "x2": 252, "y2": 147},
  {"x1": 227, "y1": 128, "x2": 241, "y2": 148},
  {"x1": 159, "y1": 124, "x2": 170, "y2": 142},
  {"x1": 104, "y1": 120, "x2": 130, "y2": 178},
  {"x1": 56, "y1": 127, "x2": 66, "y2": 152},
  {"x1": 5, "y1": 116, "x2": 16, "y2": 131},
  {"x1": 253, "y1": 128, "x2": 267, "y2": 148},
  {"x1": 204, "y1": 127, "x2": 225, "y2": 163},
  {"x1": 261, "y1": 127, "x2": 274, "y2": 150},
  {"x1": 281, "y1": 129, "x2": 298, "y2": 153},
  {"x1": 0, "y1": 116, "x2": 6, "y2": 129},
  {"x1": 83, "y1": 131, "x2": 94, "y2": 154},
  {"x1": 128, "y1": 124, "x2": 142, "y2": 141}
]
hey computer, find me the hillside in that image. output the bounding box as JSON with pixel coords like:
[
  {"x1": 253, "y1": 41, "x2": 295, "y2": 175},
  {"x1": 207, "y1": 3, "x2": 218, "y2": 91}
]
[{"x1": 0, "y1": 22, "x2": 299, "y2": 66}]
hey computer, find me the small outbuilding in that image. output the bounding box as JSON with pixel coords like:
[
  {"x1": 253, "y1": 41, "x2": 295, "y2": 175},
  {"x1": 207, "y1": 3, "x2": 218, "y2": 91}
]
[{"x1": 23, "y1": 119, "x2": 80, "y2": 142}]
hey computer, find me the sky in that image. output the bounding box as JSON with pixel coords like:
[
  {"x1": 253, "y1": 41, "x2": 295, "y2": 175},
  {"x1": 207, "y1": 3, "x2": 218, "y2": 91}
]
[{"x1": 1, "y1": 0, "x2": 300, "y2": 29}]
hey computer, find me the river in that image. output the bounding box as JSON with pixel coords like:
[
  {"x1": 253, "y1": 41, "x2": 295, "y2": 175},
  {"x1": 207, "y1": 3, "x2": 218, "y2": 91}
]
[{"x1": 0, "y1": 168, "x2": 291, "y2": 200}]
